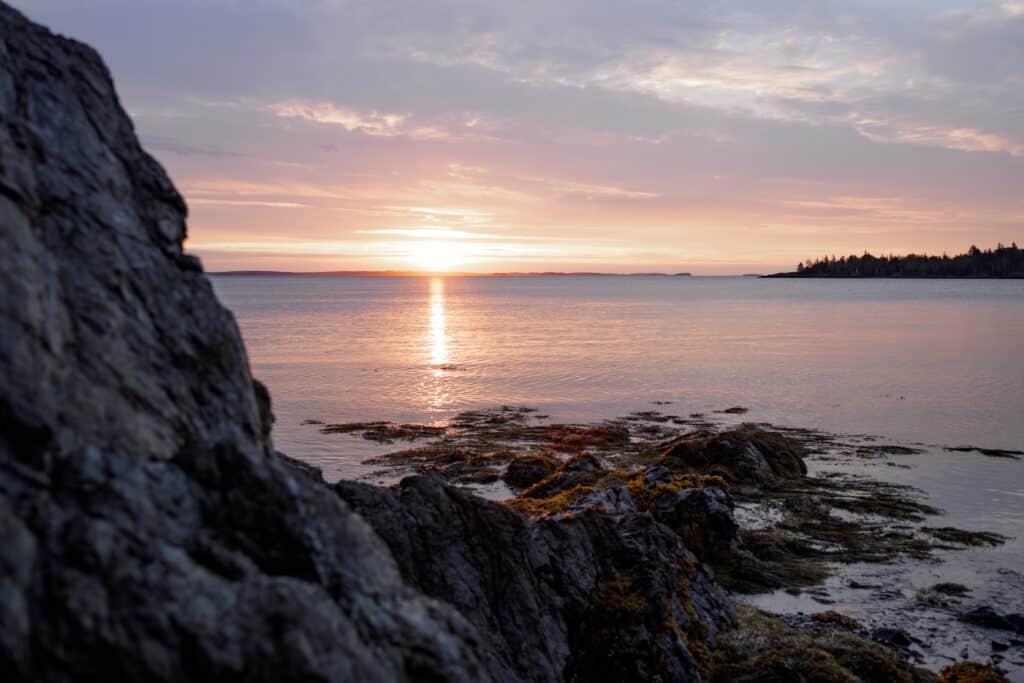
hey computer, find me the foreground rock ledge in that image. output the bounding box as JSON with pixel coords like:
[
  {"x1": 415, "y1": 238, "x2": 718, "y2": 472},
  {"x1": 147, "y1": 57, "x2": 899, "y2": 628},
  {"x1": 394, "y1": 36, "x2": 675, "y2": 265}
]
[{"x1": 0, "y1": 5, "x2": 730, "y2": 681}]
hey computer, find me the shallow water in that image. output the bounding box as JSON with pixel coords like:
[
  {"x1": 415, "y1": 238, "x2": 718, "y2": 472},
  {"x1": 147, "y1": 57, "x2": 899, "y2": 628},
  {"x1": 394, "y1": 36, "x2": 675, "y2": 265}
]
[
  {"x1": 747, "y1": 446, "x2": 1024, "y2": 679},
  {"x1": 212, "y1": 275, "x2": 1024, "y2": 480}
]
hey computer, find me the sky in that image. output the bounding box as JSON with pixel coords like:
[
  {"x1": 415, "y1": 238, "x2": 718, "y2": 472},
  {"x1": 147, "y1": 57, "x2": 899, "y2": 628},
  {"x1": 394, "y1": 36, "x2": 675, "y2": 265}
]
[{"x1": 18, "y1": 0, "x2": 1024, "y2": 274}]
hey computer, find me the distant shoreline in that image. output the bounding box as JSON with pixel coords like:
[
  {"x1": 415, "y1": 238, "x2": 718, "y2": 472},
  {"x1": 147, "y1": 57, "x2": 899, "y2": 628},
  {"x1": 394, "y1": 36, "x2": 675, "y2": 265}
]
[
  {"x1": 209, "y1": 270, "x2": 695, "y2": 278},
  {"x1": 763, "y1": 273, "x2": 1024, "y2": 279},
  {"x1": 770, "y1": 244, "x2": 1023, "y2": 278}
]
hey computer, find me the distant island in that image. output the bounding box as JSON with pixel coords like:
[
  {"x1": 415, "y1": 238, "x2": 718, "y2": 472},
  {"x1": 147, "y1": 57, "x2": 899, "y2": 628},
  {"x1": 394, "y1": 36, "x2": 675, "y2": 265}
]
[
  {"x1": 211, "y1": 270, "x2": 694, "y2": 277},
  {"x1": 766, "y1": 243, "x2": 1024, "y2": 278}
]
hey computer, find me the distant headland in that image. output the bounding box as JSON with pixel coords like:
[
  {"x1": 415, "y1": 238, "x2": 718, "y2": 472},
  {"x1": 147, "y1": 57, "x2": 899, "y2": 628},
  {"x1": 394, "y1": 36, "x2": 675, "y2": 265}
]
[
  {"x1": 766, "y1": 243, "x2": 1024, "y2": 278},
  {"x1": 211, "y1": 270, "x2": 694, "y2": 277}
]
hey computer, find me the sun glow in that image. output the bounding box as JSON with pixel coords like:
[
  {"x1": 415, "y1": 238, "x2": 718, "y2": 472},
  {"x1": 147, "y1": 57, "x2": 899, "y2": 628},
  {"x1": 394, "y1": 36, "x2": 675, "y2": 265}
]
[{"x1": 406, "y1": 240, "x2": 468, "y2": 271}]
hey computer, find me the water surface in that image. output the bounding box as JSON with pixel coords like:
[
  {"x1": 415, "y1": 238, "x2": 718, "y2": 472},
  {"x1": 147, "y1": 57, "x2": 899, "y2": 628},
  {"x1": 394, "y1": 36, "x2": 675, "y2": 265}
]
[{"x1": 212, "y1": 275, "x2": 1024, "y2": 479}]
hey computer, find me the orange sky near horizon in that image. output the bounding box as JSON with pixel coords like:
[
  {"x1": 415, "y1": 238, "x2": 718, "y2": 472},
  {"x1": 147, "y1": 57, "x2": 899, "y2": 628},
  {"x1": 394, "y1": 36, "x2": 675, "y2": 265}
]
[{"x1": 21, "y1": 1, "x2": 1024, "y2": 274}]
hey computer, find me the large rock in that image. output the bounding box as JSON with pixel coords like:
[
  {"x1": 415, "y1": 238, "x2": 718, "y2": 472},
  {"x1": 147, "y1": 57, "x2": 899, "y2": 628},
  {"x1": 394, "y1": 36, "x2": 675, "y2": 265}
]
[
  {"x1": 336, "y1": 476, "x2": 733, "y2": 683},
  {"x1": 660, "y1": 428, "x2": 807, "y2": 485},
  {"x1": 651, "y1": 485, "x2": 740, "y2": 567},
  {"x1": 0, "y1": 5, "x2": 485, "y2": 680},
  {"x1": 502, "y1": 453, "x2": 560, "y2": 490}
]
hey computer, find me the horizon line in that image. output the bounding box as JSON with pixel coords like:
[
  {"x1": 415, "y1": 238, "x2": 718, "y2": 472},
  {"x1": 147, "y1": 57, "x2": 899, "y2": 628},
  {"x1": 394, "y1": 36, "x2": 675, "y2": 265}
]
[{"x1": 207, "y1": 269, "x2": 725, "y2": 278}]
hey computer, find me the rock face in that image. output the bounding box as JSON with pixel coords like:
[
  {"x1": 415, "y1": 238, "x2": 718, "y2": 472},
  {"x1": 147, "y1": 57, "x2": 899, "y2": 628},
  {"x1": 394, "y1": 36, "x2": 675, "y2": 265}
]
[
  {"x1": 336, "y1": 476, "x2": 733, "y2": 683},
  {"x1": 0, "y1": 5, "x2": 486, "y2": 680},
  {"x1": 0, "y1": 4, "x2": 733, "y2": 682}
]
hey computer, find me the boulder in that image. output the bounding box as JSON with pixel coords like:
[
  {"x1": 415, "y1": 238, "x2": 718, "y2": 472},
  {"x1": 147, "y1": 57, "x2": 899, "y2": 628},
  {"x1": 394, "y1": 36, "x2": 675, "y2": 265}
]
[
  {"x1": 570, "y1": 485, "x2": 639, "y2": 515},
  {"x1": 651, "y1": 485, "x2": 741, "y2": 567},
  {"x1": 660, "y1": 428, "x2": 807, "y2": 485},
  {"x1": 503, "y1": 454, "x2": 560, "y2": 490}
]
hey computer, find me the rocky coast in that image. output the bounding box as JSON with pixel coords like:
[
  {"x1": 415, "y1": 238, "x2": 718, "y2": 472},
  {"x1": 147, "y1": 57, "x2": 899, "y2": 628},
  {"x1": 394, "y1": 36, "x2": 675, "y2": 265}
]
[{"x1": 0, "y1": 4, "x2": 1018, "y2": 681}]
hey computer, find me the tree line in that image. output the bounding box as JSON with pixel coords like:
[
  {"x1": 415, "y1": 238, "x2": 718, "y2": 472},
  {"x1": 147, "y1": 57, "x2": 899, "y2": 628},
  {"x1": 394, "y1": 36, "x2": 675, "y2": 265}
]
[{"x1": 790, "y1": 243, "x2": 1024, "y2": 277}]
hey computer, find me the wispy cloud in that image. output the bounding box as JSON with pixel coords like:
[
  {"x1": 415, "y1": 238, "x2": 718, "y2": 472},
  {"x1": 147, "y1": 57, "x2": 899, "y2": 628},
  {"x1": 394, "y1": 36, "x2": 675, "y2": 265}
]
[
  {"x1": 268, "y1": 100, "x2": 450, "y2": 140},
  {"x1": 524, "y1": 176, "x2": 661, "y2": 199},
  {"x1": 189, "y1": 198, "x2": 309, "y2": 208},
  {"x1": 851, "y1": 118, "x2": 1024, "y2": 157}
]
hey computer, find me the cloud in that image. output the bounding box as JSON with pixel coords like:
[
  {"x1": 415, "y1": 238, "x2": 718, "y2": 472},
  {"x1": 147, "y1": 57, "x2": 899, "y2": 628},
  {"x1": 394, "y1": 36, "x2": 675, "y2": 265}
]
[
  {"x1": 188, "y1": 198, "x2": 309, "y2": 209},
  {"x1": 268, "y1": 101, "x2": 451, "y2": 140},
  {"x1": 851, "y1": 118, "x2": 1024, "y2": 157},
  {"x1": 523, "y1": 176, "x2": 661, "y2": 199},
  {"x1": 19, "y1": 0, "x2": 1024, "y2": 273}
]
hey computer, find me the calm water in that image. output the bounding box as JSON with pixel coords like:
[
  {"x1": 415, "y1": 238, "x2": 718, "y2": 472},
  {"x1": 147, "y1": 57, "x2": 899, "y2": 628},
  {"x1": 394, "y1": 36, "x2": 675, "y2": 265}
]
[{"x1": 212, "y1": 275, "x2": 1024, "y2": 478}]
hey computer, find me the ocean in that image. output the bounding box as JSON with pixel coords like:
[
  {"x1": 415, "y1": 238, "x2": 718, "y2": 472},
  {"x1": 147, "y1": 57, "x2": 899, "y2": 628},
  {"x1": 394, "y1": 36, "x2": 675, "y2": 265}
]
[{"x1": 212, "y1": 274, "x2": 1024, "y2": 480}]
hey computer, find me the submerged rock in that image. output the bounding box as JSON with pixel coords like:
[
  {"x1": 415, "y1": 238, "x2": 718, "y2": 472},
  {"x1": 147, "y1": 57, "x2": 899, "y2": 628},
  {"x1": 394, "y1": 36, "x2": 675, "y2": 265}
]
[{"x1": 959, "y1": 607, "x2": 1024, "y2": 635}]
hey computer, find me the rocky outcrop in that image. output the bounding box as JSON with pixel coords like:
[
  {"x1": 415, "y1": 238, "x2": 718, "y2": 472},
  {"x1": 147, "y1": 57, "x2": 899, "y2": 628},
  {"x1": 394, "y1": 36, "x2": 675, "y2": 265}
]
[
  {"x1": 0, "y1": 4, "x2": 733, "y2": 681},
  {"x1": 336, "y1": 476, "x2": 733, "y2": 683},
  {"x1": 659, "y1": 428, "x2": 807, "y2": 486},
  {"x1": 0, "y1": 4, "x2": 493, "y2": 681},
  {"x1": 502, "y1": 453, "x2": 560, "y2": 490}
]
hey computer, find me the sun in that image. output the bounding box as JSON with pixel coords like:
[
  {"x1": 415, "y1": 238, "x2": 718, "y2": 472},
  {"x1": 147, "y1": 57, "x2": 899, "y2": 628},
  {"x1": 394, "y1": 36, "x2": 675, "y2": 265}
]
[{"x1": 407, "y1": 240, "x2": 466, "y2": 272}]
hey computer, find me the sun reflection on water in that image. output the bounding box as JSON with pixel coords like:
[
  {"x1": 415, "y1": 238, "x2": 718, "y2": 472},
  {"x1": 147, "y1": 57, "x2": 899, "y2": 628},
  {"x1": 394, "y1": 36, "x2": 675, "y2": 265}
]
[
  {"x1": 424, "y1": 277, "x2": 452, "y2": 413},
  {"x1": 429, "y1": 277, "x2": 447, "y2": 369}
]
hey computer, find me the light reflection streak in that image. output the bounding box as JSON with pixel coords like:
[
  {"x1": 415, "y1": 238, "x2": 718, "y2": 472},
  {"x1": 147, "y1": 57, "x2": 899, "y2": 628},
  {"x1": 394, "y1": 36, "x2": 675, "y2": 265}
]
[
  {"x1": 430, "y1": 277, "x2": 447, "y2": 368},
  {"x1": 424, "y1": 277, "x2": 451, "y2": 413}
]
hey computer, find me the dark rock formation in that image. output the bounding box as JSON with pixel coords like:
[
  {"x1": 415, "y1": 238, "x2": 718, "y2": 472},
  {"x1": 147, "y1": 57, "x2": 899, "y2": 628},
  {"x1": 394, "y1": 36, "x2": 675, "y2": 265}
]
[
  {"x1": 0, "y1": 5, "x2": 490, "y2": 681},
  {"x1": 0, "y1": 4, "x2": 734, "y2": 682},
  {"x1": 959, "y1": 607, "x2": 1024, "y2": 635},
  {"x1": 660, "y1": 428, "x2": 807, "y2": 485},
  {"x1": 502, "y1": 453, "x2": 560, "y2": 490},
  {"x1": 650, "y1": 484, "x2": 740, "y2": 567},
  {"x1": 335, "y1": 476, "x2": 733, "y2": 683}
]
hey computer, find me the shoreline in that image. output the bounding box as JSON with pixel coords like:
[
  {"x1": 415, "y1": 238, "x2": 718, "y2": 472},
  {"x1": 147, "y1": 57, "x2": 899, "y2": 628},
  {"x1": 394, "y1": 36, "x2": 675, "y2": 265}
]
[{"x1": 309, "y1": 405, "x2": 1024, "y2": 678}]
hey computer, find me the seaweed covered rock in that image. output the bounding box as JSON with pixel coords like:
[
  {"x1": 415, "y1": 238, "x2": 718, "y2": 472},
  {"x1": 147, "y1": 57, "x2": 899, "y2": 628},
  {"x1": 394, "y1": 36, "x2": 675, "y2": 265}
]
[
  {"x1": 660, "y1": 428, "x2": 807, "y2": 485},
  {"x1": 336, "y1": 475, "x2": 735, "y2": 683},
  {"x1": 505, "y1": 456, "x2": 743, "y2": 569},
  {"x1": 509, "y1": 454, "x2": 610, "y2": 512},
  {"x1": 0, "y1": 5, "x2": 487, "y2": 680},
  {"x1": 939, "y1": 662, "x2": 1010, "y2": 683},
  {"x1": 650, "y1": 485, "x2": 740, "y2": 567},
  {"x1": 503, "y1": 453, "x2": 560, "y2": 490},
  {"x1": 958, "y1": 607, "x2": 1024, "y2": 635},
  {"x1": 712, "y1": 606, "x2": 939, "y2": 683}
]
